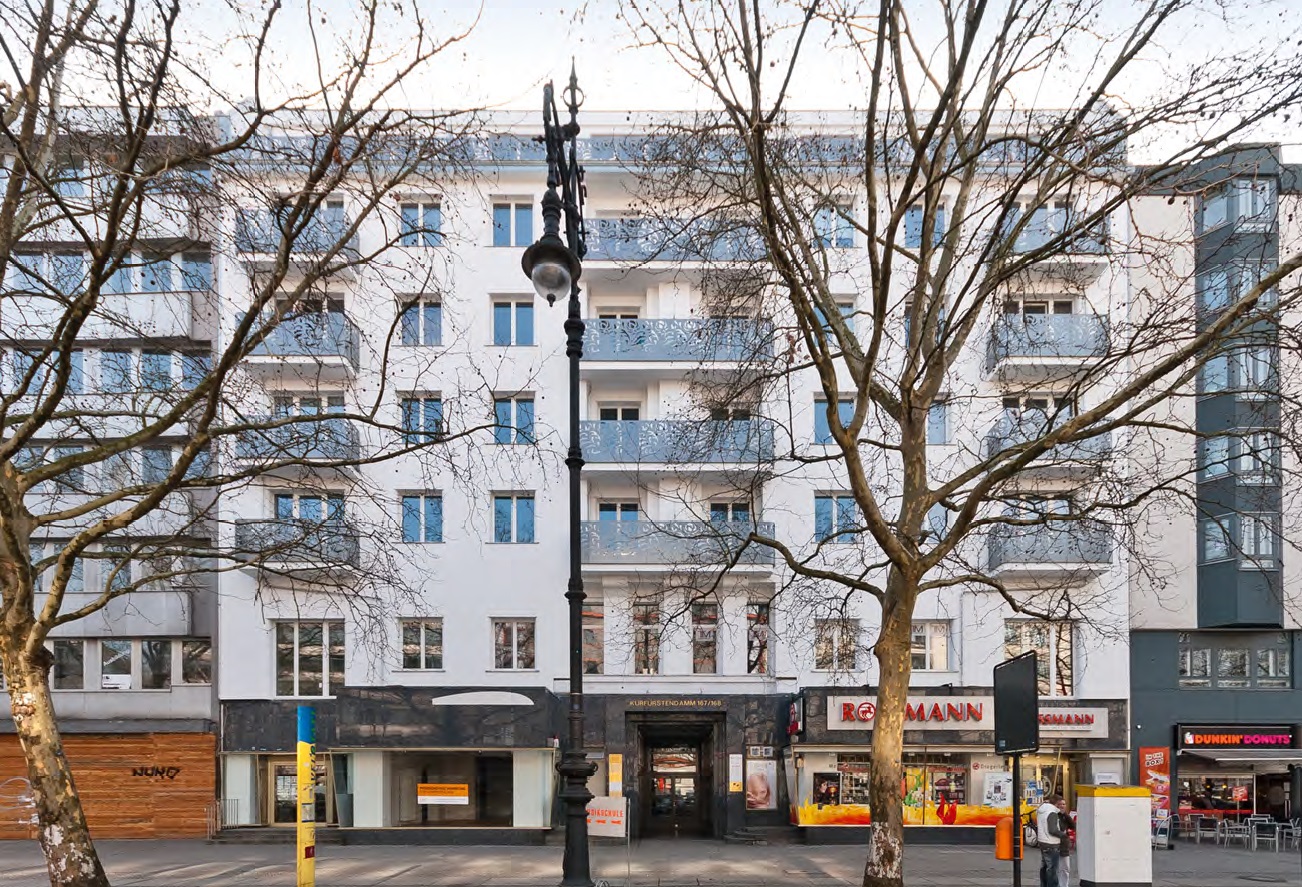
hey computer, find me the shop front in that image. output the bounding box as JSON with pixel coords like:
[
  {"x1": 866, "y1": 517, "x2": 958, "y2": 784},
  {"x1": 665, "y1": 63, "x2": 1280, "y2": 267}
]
[
  {"x1": 788, "y1": 689, "x2": 1129, "y2": 842},
  {"x1": 220, "y1": 688, "x2": 563, "y2": 841},
  {"x1": 1159, "y1": 725, "x2": 1302, "y2": 823}
]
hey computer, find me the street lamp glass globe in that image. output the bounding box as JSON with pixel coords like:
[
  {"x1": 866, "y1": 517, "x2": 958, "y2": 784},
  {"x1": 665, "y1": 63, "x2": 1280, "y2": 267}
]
[{"x1": 530, "y1": 258, "x2": 572, "y2": 303}]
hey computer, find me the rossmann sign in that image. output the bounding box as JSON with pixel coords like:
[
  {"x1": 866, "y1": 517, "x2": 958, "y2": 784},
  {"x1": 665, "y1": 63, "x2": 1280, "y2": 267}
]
[
  {"x1": 1178, "y1": 726, "x2": 1296, "y2": 749},
  {"x1": 828, "y1": 696, "x2": 994, "y2": 731}
]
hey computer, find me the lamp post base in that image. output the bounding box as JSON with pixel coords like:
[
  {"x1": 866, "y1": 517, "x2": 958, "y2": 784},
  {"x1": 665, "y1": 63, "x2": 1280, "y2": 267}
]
[{"x1": 558, "y1": 750, "x2": 597, "y2": 887}]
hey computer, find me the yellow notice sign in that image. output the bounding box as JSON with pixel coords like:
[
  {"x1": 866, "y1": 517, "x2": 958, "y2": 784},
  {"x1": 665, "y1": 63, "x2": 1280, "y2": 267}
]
[
  {"x1": 608, "y1": 753, "x2": 624, "y2": 797},
  {"x1": 417, "y1": 783, "x2": 469, "y2": 805}
]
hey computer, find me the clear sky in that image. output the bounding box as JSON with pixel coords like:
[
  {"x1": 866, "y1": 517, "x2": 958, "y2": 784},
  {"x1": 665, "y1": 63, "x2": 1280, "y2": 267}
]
[{"x1": 192, "y1": 0, "x2": 1300, "y2": 160}]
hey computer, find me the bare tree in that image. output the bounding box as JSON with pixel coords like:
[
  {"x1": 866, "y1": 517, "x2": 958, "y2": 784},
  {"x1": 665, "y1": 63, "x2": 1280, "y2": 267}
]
[
  {"x1": 0, "y1": 1, "x2": 496, "y2": 884},
  {"x1": 614, "y1": 1, "x2": 1302, "y2": 883}
]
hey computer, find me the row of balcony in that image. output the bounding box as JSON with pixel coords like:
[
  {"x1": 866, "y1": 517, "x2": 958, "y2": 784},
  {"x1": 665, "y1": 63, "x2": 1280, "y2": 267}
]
[
  {"x1": 233, "y1": 209, "x2": 358, "y2": 260},
  {"x1": 230, "y1": 515, "x2": 1112, "y2": 576}
]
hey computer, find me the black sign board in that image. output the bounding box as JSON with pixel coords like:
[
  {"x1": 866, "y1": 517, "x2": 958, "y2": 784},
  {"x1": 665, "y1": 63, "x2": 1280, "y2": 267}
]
[{"x1": 994, "y1": 651, "x2": 1040, "y2": 754}]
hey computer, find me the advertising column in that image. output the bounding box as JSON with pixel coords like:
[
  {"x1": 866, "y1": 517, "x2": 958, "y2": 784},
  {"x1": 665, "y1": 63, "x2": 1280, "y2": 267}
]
[{"x1": 296, "y1": 706, "x2": 316, "y2": 887}]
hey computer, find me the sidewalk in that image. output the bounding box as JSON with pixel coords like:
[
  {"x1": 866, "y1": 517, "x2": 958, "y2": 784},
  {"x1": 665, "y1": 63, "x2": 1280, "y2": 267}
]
[{"x1": 0, "y1": 839, "x2": 1296, "y2": 886}]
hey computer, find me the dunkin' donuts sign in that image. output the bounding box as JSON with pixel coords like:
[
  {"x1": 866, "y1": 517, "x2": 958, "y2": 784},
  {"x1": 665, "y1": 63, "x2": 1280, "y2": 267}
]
[{"x1": 1178, "y1": 726, "x2": 1296, "y2": 749}]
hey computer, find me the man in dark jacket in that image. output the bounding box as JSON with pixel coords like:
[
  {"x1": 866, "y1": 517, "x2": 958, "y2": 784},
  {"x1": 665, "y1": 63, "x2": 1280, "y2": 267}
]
[{"x1": 1036, "y1": 793, "x2": 1068, "y2": 887}]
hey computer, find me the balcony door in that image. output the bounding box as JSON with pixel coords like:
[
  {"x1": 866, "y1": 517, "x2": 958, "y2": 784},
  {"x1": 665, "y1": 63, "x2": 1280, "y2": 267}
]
[
  {"x1": 1003, "y1": 298, "x2": 1073, "y2": 317},
  {"x1": 275, "y1": 492, "x2": 345, "y2": 523},
  {"x1": 598, "y1": 502, "x2": 640, "y2": 521}
]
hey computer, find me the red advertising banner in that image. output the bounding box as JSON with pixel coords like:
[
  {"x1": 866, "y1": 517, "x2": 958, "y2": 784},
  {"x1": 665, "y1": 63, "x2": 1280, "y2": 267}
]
[{"x1": 1140, "y1": 746, "x2": 1171, "y2": 823}]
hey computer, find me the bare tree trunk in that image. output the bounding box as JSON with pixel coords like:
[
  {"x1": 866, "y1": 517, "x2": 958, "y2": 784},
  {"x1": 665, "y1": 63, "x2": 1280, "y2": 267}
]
[
  {"x1": 863, "y1": 594, "x2": 913, "y2": 887},
  {"x1": 2, "y1": 643, "x2": 108, "y2": 887}
]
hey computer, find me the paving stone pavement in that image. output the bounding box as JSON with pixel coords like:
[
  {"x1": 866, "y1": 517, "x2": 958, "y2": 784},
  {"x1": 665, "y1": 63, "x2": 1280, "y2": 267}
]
[{"x1": 0, "y1": 839, "x2": 1297, "y2": 886}]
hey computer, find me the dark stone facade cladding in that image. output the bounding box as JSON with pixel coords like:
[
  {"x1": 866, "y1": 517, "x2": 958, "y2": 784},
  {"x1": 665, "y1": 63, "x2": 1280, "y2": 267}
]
[
  {"x1": 797, "y1": 687, "x2": 1129, "y2": 751},
  {"x1": 334, "y1": 687, "x2": 563, "y2": 748},
  {"x1": 221, "y1": 699, "x2": 339, "y2": 752}
]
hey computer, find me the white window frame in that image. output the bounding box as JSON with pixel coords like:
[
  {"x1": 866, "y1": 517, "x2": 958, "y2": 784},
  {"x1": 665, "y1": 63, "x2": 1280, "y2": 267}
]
[
  {"x1": 1004, "y1": 620, "x2": 1074, "y2": 698},
  {"x1": 398, "y1": 618, "x2": 444, "y2": 670},
  {"x1": 1240, "y1": 513, "x2": 1278, "y2": 565},
  {"x1": 910, "y1": 621, "x2": 951, "y2": 672},
  {"x1": 814, "y1": 618, "x2": 859, "y2": 672},
  {"x1": 274, "y1": 620, "x2": 345, "y2": 698},
  {"x1": 492, "y1": 618, "x2": 536, "y2": 670},
  {"x1": 1199, "y1": 435, "x2": 1231, "y2": 479},
  {"x1": 1200, "y1": 517, "x2": 1232, "y2": 563}
]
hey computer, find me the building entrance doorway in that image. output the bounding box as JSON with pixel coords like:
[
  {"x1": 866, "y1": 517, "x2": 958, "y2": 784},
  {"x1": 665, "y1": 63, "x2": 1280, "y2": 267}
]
[{"x1": 637, "y1": 722, "x2": 717, "y2": 838}]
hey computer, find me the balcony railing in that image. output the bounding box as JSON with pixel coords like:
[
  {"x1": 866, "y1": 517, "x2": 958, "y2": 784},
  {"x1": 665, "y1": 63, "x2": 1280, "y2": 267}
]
[
  {"x1": 580, "y1": 520, "x2": 776, "y2": 566},
  {"x1": 247, "y1": 312, "x2": 360, "y2": 369},
  {"x1": 235, "y1": 417, "x2": 360, "y2": 462},
  {"x1": 986, "y1": 314, "x2": 1107, "y2": 370},
  {"x1": 985, "y1": 417, "x2": 1112, "y2": 465},
  {"x1": 584, "y1": 318, "x2": 773, "y2": 362},
  {"x1": 580, "y1": 419, "x2": 773, "y2": 463},
  {"x1": 585, "y1": 218, "x2": 764, "y2": 263},
  {"x1": 233, "y1": 518, "x2": 359, "y2": 567},
  {"x1": 988, "y1": 521, "x2": 1112, "y2": 569},
  {"x1": 1007, "y1": 212, "x2": 1109, "y2": 255},
  {"x1": 234, "y1": 209, "x2": 358, "y2": 256}
]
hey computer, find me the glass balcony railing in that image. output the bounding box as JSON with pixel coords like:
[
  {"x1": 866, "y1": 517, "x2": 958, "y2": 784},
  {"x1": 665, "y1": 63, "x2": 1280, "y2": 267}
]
[
  {"x1": 579, "y1": 419, "x2": 773, "y2": 463},
  {"x1": 584, "y1": 318, "x2": 773, "y2": 362},
  {"x1": 235, "y1": 209, "x2": 358, "y2": 256},
  {"x1": 1006, "y1": 212, "x2": 1109, "y2": 255},
  {"x1": 235, "y1": 417, "x2": 360, "y2": 462},
  {"x1": 985, "y1": 417, "x2": 1112, "y2": 464},
  {"x1": 988, "y1": 521, "x2": 1112, "y2": 569},
  {"x1": 584, "y1": 218, "x2": 764, "y2": 262},
  {"x1": 986, "y1": 314, "x2": 1107, "y2": 370},
  {"x1": 233, "y1": 518, "x2": 359, "y2": 567},
  {"x1": 580, "y1": 520, "x2": 776, "y2": 566},
  {"x1": 247, "y1": 313, "x2": 360, "y2": 369}
]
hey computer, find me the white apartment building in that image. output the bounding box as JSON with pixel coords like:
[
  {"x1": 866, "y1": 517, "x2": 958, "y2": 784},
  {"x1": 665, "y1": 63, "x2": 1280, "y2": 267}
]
[{"x1": 212, "y1": 112, "x2": 1132, "y2": 844}]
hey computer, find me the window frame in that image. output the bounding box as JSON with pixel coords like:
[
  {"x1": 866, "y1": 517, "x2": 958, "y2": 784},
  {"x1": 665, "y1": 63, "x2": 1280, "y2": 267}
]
[
  {"x1": 492, "y1": 201, "x2": 534, "y2": 248},
  {"x1": 400, "y1": 395, "x2": 444, "y2": 445},
  {"x1": 491, "y1": 618, "x2": 536, "y2": 670},
  {"x1": 747, "y1": 602, "x2": 772, "y2": 676},
  {"x1": 632, "y1": 600, "x2": 661, "y2": 675},
  {"x1": 492, "y1": 493, "x2": 536, "y2": 544},
  {"x1": 491, "y1": 299, "x2": 535, "y2": 346},
  {"x1": 691, "y1": 601, "x2": 719, "y2": 675},
  {"x1": 814, "y1": 617, "x2": 859, "y2": 672},
  {"x1": 813, "y1": 397, "x2": 854, "y2": 445},
  {"x1": 815, "y1": 493, "x2": 860, "y2": 544},
  {"x1": 1003, "y1": 620, "x2": 1074, "y2": 697},
  {"x1": 398, "y1": 297, "x2": 443, "y2": 347},
  {"x1": 399, "y1": 618, "x2": 444, "y2": 670},
  {"x1": 400, "y1": 492, "x2": 444, "y2": 544},
  {"x1": 274, "y1": 620, "x2": 345, "y2": 698},
  {"x1": 910, "y1": 621, "x2": 951, "y2": 672},
  {"x1": 399, "y1": 200, "x2": 443, "y2": 248},
  {"x1": 493, "y1": 394, "x2": 536, "y2": 445}
]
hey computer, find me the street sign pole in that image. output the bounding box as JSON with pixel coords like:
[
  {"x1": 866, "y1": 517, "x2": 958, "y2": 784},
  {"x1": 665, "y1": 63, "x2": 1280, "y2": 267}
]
[
  {"x1": 1011, "y1": 753, "x2": 1022, "y2": 887},
  {"x1": 297, "y1": 705, "x2": 316, "y2": 887}
]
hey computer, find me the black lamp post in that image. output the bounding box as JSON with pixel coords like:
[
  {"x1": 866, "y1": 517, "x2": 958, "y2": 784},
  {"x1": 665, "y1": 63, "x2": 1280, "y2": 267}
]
[{"x1": 520, "y1": 64, "x2": 594, "y2": 887}]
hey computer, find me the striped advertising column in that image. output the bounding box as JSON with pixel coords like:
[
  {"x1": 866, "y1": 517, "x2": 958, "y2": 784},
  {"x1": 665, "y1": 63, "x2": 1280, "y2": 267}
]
[{"x1": 296, "y1": 705, "x2": 316, "y2": 887}]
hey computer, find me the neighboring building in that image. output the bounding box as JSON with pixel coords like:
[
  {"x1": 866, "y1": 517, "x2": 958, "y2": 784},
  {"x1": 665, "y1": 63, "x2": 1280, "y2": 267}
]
[
  {"x1": 1129, "y1": 148, "x2": 1302, "y2": 827},
  {"x1": 0, "y1": 163, "x2": 218, "y2": 838}
]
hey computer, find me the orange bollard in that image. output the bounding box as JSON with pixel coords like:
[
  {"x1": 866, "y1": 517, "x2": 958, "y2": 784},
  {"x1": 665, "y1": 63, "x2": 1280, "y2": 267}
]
[{"x1": 995, "y1": 815, "x2": 1022, "y2": 860}]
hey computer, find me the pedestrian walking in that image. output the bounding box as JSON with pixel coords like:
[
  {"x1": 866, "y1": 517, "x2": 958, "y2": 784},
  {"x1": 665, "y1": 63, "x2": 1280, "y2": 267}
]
[
  {"x1": 1037, "y1": 793, "x2": 1067, "y2": 887},
  {"x1": 1055, "y1": 796, "x2": 1074, "y2": 886}
]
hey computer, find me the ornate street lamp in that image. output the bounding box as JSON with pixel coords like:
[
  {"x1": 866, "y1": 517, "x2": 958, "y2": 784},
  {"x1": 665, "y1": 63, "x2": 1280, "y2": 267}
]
[{"x1": 520, "y1": 63, "x2": 595, "y2": 887}]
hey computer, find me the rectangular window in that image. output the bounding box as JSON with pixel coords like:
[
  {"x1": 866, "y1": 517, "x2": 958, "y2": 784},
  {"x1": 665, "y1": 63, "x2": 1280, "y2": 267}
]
[
  {"x1": 103, "y1": 544, "x2": 132, "y2": 593},
  {"x1": 747, "y1": 602, "x2": 772, "y2": 675},
  {"x1": 1200, "y1": 517, "x2": 1232, "y2": 562},
  {"x1": 1256, "y1": 647, "x2": 1291, "y2": 689},
  {"x1": 400, "y1": 396, "x2": 443, "y2": 445},
  {"x1": 1004, "y1": 621, "x2": 1073, "y2": 697},
  {"x1": 814, "y1": 204, "x2": 854, "y2": 249},
  {"x1": 275, "y1": 621, "x2": 344, "y2": 697},
  {"x1": 1197, "y1": 269, "x2": 1230, "y2": 312},
  {"x1": 814, "y1": 618, "x2": 858, "y2": 671},
  {"x1": 633, "y1": 601, "x2": 660, "y2": 674},
  {"x1": 140, "y1": 351, "x2": 172, "y2": 392},
  {"x1": 49, "y1": 253, "x2": 86, "y2": 293},
  {"x1": 1216, "y1": 648, "x2": 1250, "y2": 688},
  {"x1": 493, "y1": 494, "x2": 535, "y2": 543},
  {"x1": 1178, "y1": 645, "x2": 1211, "y2": 688},
  {"x1": 692, "y1": 602, "x2": 719, "y2": 675},
  {"x1": 100, "y1": 639, "x2": 133, "y2": 689},
  {"x1": 709, "y1": 501, "x2": 749, "y2": 524},
  {"x1": 141, "y1": 639, "x2": 172, "y2": 690},
  {"x1": 582, "y1": 601, "x2": 604, "y2": 675},
  {"x1": 180, "y1": 254, "x2": 212, "y2": 291},
  {"x1": 493, "y1": 396, "x2": 536, "y2": 444},
  {"x1": 399, "y1": 201, "x2": 442, "y2": 247},
  {"x1": 492, "y1": 202, "x2": 533, "y2": 247},
  {"x1": 1200, "y1": 354, "x2": 1229, "y2": 393},
  {"x1": 101, "y1": 350, "x2": 134, "y2": 393},
  {"x1": 400, "y1": 619, "x2": 444, "y2": 669},
  {"x1": 911, "y1": 622, "x2": 951, "y2": 671},
  {"x1": 1241, "y1": 513, "x2": 1277, "y2": 562},
  {"x1": 492, "y1": 300, "x2": 534, "y2": 346},
  {"x1": 1234, "y1": 346, "x2": 1275, "y2": 393},
  {"x1": 815, "y1": 494, "x2": 859, "y2": 544},
  {"x1": 814, "y1": 398, "x2": 853, "y2": 445},
  {"x1": 139, "y1": 257, "x2": 173, "y2": 293},
  {"x1": 180, "y1": 353, "x2": 210, "y2": 390},
  {"x1": 51, "y1": 639, "x2": 84, "y2": 690},
  {"x1": 275, "y1": 492, "x2": 346, "y2": 523},
  {"x1": 181, "y1": 639, "x2": 212, "y2": 684},
  {"x1": 400, "y1": 493, "x2": 443, "y2": 543},
  {"x1": 1237, "y1": 431, "x2": 1278, "y2": 482},
  {"x1": 1199, "y1": 436, "x2": 1231, "y2": 479},
  {"x1": 141, "y1": 446, "x2": 173, "y2": 484},
  {"x1": 927, "y1": 400, "x2": 950, "y2": 445},
  {"x1": 600, "y1": 502, "x2": 640, "y2": 521},
  {"x1": 904, "y1": 204, "x2": 947, "y2": 249},
  {"x1": 492, "y1": 619, "x2": 535, "y2": 669},
  {"x1": 399, "y1": 298, "x2": 442, "y2": 346}
]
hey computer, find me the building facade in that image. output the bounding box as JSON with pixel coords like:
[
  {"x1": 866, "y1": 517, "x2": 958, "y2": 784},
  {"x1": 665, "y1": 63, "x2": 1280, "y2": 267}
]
[{"x1": 1129, "y1": 149, "x2": 1302, "y2": 828}]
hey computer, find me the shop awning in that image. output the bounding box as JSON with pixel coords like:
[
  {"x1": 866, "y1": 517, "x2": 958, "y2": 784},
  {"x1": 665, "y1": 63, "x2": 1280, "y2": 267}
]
[{"x1": 1183, "y1": 749, "x2": 1302, "y2": 766}]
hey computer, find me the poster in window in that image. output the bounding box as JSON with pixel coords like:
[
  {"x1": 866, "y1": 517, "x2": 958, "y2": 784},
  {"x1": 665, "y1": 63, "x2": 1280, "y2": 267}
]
[
  {"x1": 813, "y1": 772, "x2": 842, "y2": 806},
  {"x1": 983, "y1": 771, "x2": 1013, "y2": 808},
  {"x1": 746, "y1": 759, "x2": 777, "y2": 810}
]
